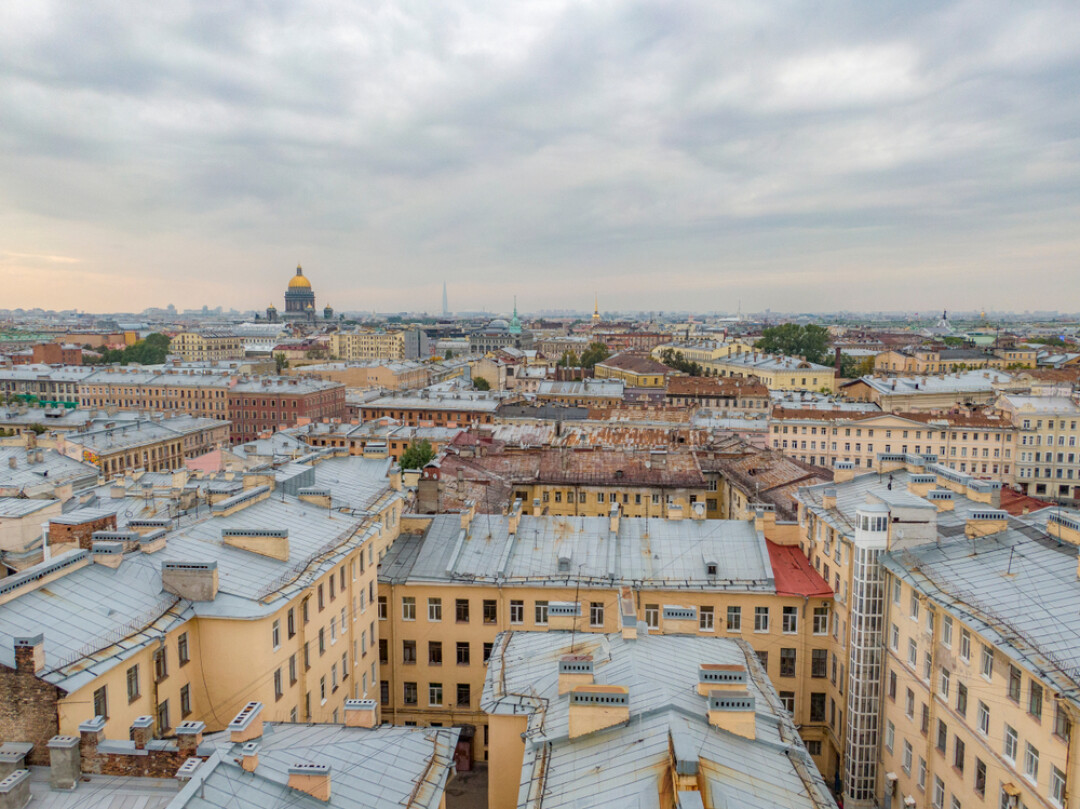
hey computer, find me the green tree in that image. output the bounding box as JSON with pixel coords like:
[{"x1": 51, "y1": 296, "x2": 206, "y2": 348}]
[
  {"x1": 473, "y1": 377, "x2": 491, "y2": 391},
  {"x1": 274, "y1": 353, "x2": 290, "y2": 374},
  {"x1": 579, "y1": 342, "x2": 611, "y2": 369},
  {"x1": 444, "y1": 349, "x2": 453, "y2": 360},
  {"x1": 559, "y1": 350, "x2": 581, "y2": 368},
  {"x1": 754, "y1": 324, "x2": 830, "y2": 364},
  {"x1": 83, "y1": 333, "x2": 170, "y2": 365},
  {"x1": 399, "y1": 439, "x2": 435, "y2": 469},
  {"x1": 659, "y1": 348, "x2": 705, "y2": 376}
]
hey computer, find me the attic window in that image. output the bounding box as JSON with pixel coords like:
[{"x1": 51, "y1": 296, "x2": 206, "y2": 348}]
[{"x1": 706, "y1": 562, "x2": 718, "y2": 577}]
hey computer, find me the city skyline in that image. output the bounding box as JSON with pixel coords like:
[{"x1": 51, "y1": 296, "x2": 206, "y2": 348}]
[{"x1": 2, "y1": 1, "x2": 1078, "y2": 313}]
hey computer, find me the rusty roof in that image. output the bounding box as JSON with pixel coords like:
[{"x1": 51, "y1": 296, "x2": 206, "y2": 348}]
[
  {"x1": 665, "y1": 376, "x2": 769, "y2": 397},
  {"x1": 596, "y1": 352, "x2": 672, "y2": 375},
  {"x1": 716, "y1": 451, "x2": 832, "y2": 519}
]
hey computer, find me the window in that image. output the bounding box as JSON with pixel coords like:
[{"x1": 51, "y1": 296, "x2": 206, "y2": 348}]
[
  {"x1": 483, "y1": 643, "x2": 493, "y2": 663},
  {"x1": 1004, "y1": 724, "x2": 1018, "y2": 760},
  {"x1": 981, "y1": 644, "x2": 993, "y2": 679},
  {"x1": 535, "y1": 601, "x2": 549, "y2": 625},
  {"x1": 908, "y1": 639, "x2": 918, "y2": 667},
  {"x1": 318, "y1": 627, "x2": 326, "y2": 655},
  {"x1": 939, "y1": 668, "x2": 951, "y2": 699},
  {"x1": 378, "y1": 596, "x2": 387, "y2": 619},
  {"x1": 645, "y1": 604, "x2": 659, "y2": 629},
  {"x1": 932, "y1": 776, "x2": 945, "y2": 809},
  {"x1": 807, "y1": 648, "x2": 825, "y2": 679},
  {"x1": 428, "y1": 641, "x2": 442, "y2": 665},
  {"x1": 180, "y1": 684, "x2": 191, "y2": 718},
  {"x1": 483, "y1": 600, "x2": 497, "y2": 624},
  {"x1": 274, "y1": 668, "x2": 283, "y2": 700},
  {"x1": 153, "y1": 647, "x2": 168, "y2": 682},
  {"x1": 1052, "y1": 765, "x2": 1066, "y2": 806},
  {"x1": 780, "y1": 648, "x2": 796, "y2": 677},
  {"x1": 902, "y1": 740, "x2": 913, "y2": 774},
  {"x1": 782, "y1": 606, "x2": 798, "y2": 633},
  {"x1": 959, "y1": 628, "x2": 970, "y2": 660},
  {"x1": 510, "y1": 601, "x2": 524, "y2": 624},
  {"x1": 429, "y1": 683, "x2": 443, "y2": 706},
  {"x1": 289, "y1": 653, "x2": 297, "y2": 684},
  {"x1": 1029, "y1": 680, "x2": 1043, "y2": 719},
  {"x1": 402, "y1": 597, "x2": 416, "y2": 621},
  {"x1": 890, "y1": 623, "x2": 899, "y2": 650},
  {"x1": 318, "y1": 584, "x2": 324, "y2": 611},
  {"x1": 917, "y1": 757, "x2": 927, "y2": 790},
  {"x1": 956, "y1": 681, "x2": 967, "y2": 716},
  {"x1": 380, "y1": 681, "x2": 389, "y2": 705},
  {"x1": 906, "y1": 688, "x2": 915, "y2": 717},
  {"x1": 910, "y1": 593, "x2": 920, "y2": 620},
  {"x1": 156, "y1": 700, "x2": 170, "y2": 735},
  {"x1": 954, "y1": 736, "x2": 965, "y2": 772},
  {"x1": 942, "y1": 614, "x2": 953, "y2": 647},
  {"x1": 813, "y1": 606, "x2": 828, "y2": 634},
  {"x1": 888, "y1": 669, "x2": 897, "y2": 699},
  {"x1": 778, "y1": 691, "x2": 795, "y2": 714},
  {"x1": 403, "y1": 682, "x2": 417, "y2": 705},
  {"x1": 1055, "y1": 703, "x2": 1072, "y2": 740},
  {"x1": 456, "y1": 642, "x2": 470, "y2": 665},
  {"x1": 1023, "y1": 742, "x2": 1039, "y2": 783},
  {"x1": 126, "y1": 665, "x2": 140, "y2": 702},
  {"x1": 756, "y1": 650, "x2": 768, "y2": 670},
  {"x1": 287, "y1": 608, "x2": 296, "y2": 638},
  {"x1": 1008, "y1": 665, "x2": 1021, "y2": 701},
  {"x1": 974, "y1": 758, "x2": 986, "y2": 796},
  {"x1": 699, "y1": 606, "x2": 714, "y2": 631},
  {"x1": 885, "y1": 719, "x2": 895, "y2": 752},
  {"x1": 93, "y1": 686, "x2": 108, "y2": 718},
  {"x1": 457, "y1": 683, "x2": 471, "y2": 708},
  {"x1": 272, "y1": 619, "x2": 281, "y2": 649},
  {"x1": 590, "y1": 602, "x2": 605, "y2": 627},
  {"x1": 936, "y1": 719, "x2": 947, "y2": 752},
  {"x1": 402, "y1": 640, "x2": 416, "y2": 664},
  {"x1": 727, "y1": 606, "x2": 741, "y2": 631},
  {"x1": 428, "y1": 598, "x2": 442, "y2": 622},
  {"x1": 177, "y1": 633, "x2": 189, "y2": 665},
  {"x1": 754, "y1": 606, "x2": 769, "y2": 632},
  {"x1": 456, "y1": 599, "x2": 470, "y2": 623},
  {"x1": 809, "y1": 693, "x2": 825, "y2": 722}
]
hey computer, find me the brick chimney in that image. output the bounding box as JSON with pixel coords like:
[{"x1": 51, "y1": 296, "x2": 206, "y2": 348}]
[
  {"x1": 567, "y1": 686, "x2": 630, "y2": 739},
  {"x1": 706, "y1": 690, "x2": 756, "y2": 740},
  {"x1": 13, "y1": 635, "x2": 44, "y2": 674},
  {"x1": 46, "y1": 735, "x2": 80, "y2": 790},
  {"x1": 343, "y1": 699, "x2": 378, "y2": 728},
  {"x1": 0, "y1": 770, "x2": 30, "y2": 809},
  {"x1": 609, "y1": 502, "x2": 621, "y2": 533},
  {"x1": 240, "y1": 741, "x2": 259, "y2": 772},
  {"x1": 78, "y1": 716, "x2": 105, "y2": 760},
  {"x1": 558, "y1": 655, "x2": 594, "y2": 695},
  {"x1": 175, "y1": 720, "x2": 205, "y2": 757},
  {"x1": 131, "y1": 716, "x2": 154, "y2": 750},
  {"x1": 288, "y1": 764, "x2": 331, "y2": 802},
  {"x1": 228, "y1": 702, "x2": 264, "y2": 744}
]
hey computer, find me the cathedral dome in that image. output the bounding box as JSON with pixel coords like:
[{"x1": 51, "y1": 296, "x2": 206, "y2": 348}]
[{"x1": 289, "y1": 265, "x2": 312, "y2": 289}]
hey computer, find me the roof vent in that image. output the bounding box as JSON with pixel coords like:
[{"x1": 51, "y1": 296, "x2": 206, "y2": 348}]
[
  {"x1": 706, "y1": 690, "x2": 756, "y2": 739},
  {"x1": 344, "y1": 699, "x2": 378, "y2": 728},
  {"x1": 288, "y1": 764, "x2": 331, "y2": 802},
  {"x1": 697, "y1": 664, "x2": 746, "y2": 696},
  {"x1": 228, "y1": 701, "x2": 264, "y2": 743}
]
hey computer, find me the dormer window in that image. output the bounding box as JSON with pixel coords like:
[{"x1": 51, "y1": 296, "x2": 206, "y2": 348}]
[{"x1": 706, "y1": 562, "x2": 718, "y2": 577}]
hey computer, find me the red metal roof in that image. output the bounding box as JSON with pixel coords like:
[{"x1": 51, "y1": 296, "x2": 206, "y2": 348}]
[
  {"x1": 766, "y1": 540, "x2": 833, "y2": 598},
  {"x1": 999, "y1": 487, "x2": 1050, "y2": 516}
]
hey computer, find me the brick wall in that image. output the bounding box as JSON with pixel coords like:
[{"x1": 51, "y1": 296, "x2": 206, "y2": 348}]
[
  {"x1": 49, "y1": 515, "x2": 118, "y2": 551},
  {"x1": 0, "y1": 663, "x2": 61, "y2": 766}
]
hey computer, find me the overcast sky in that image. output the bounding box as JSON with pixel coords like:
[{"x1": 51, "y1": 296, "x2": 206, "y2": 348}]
[{"x1": 2, "y1": 1, "x2": 1078, "y2": 315}]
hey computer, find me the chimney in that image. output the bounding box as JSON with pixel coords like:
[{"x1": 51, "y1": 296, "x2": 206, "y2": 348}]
[
  {"x1": 558, "y1": 655, "x2": 594, "y2": 694},
  {"x1": 176, "y1": 720, "x2": 205, "y2": 757},
  {"x1": 240, "y1": 741, "x2": 259, "y2": 772},
  {"x1": 78, "y1": 716, "x2": 105, "y2": 760},
  {"x1": 228, "y1": 701, "x2": 264, "y2": 743},
  {"x1": 0, "y1": 748, "x2": 27, "y2": 780},
  {"x1": 532, "y1": 497, "x2": 542, "y2": 517},
  {"x1": 507, "y1": 499, "x2": 523, "y2": 535},
  {"x1": 706, "y1": 690, "x2": 756, "y2": 739},
  {"x1": 609, "y1": 502, "x2": 621, "y2": 534},
  {"x1": 288, "y1": 764, "x2": 331, "y2": 802},
  {"x1": 964, "y1": 510, "x2": 1009, "y2": 538},
  {"x1": 460, "y1": 500, "x2": 476, "y2": 529},
  {"x1": 927, "y1": 489, "x2": 955, "y2": 512},
  {"x1": 906, "y1": 475, "x2": 937, "y2": 498},
  {"x1": 162, "y1": 561, "x2": 218, "y2": 601},
  {"x1": 821, "y1": 487, "x2": 837, "y2": 510},
  {"x1": 175, "y1": 758, "x2": 202, "y2": 785},
  {"x1": 567, "y1": 686, "x2": 630, "y2": 739},
  {"x1": 6, "y1": 458, "x2": 14, "y2": 470},
  {"x1": 697, "y1": 664, "x2": 747, "y2": 696},
  {"x1": 13, "y1": 635, "x2": 44, "y2": 674},
  {"x1": 618, "y1": 587, "x2": 637, "y2": 640},
  {"x1": 668, "y1": 503, "x2": 684, "y2": 521},
  {"x1": 833, "y1": 461, "x2": 855, "y2": 484},
  {"x1": 92, "y1": 541, "x2": 124, "y2": 568},
  {"x1": 0, "y1": 770, "x2": 29, "y2": 809},
  {"x1": 131, "y1": 715, "x2": 154, "y2": 750},
  {"x1": 47, "y1": 735, "x2": 80, "y2": 790},
  {"x1": 343, "y1": 699, "x2": 379, "y2": 728}
]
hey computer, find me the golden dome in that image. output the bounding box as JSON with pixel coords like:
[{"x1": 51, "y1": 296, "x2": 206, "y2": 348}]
[{"x1": 288, "y1": 265, "x2": 312, "y2": 289}]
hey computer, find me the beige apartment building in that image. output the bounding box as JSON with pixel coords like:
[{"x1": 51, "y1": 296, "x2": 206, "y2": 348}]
[
  {"x1": 771, "y1": 409, "x2": 1017, "y2": 482},
  {"x1": 292, "y1": 360, "x2": 431, "y2": 390},
  {"x1": 874, "y1": 347, "x2": 1037, "y2": 375},
  {"x1": 378, "y1": 505, "x2": 839, "y2": 772},
  {"x1": 0, "y1": 455, "x2": 402, "y2": 765},
  {"x1": 794, "y1": 457, "x2": 1078, "y2": 809},
  {"x1": 170, "y1": 331, "x2": 245, "y2": 363},
  {"x1": 330, "y1": 330, "x2": 409, "y2": 360},
  {"x1": 998, "y1": 395, "x2": 1080, "y2": 499}
]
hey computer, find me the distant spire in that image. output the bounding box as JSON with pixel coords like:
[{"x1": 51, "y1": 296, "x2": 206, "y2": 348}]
[{"x1": 442, "y1": 281, "x2": 449, "y2": 316}]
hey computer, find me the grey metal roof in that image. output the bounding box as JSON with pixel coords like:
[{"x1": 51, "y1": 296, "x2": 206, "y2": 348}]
[
  {"x1": 0, "y1": 447, "x2": 100, "y2": 492},
  {"x1": 26, "y1": 767, "x2": 176, "y2": 809},
  {"x1": 483, "y1": 631, "x2": 835, "y2": 809},
  {"x1": 171, "y1": 723, "x2": 459, "y2": 809},
  {"x1": 383, "y1": 514, "x2": 775, "y2": 591},
  {"x1": 0, "y1": 498, "x2": 58, "y2": 518}
]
